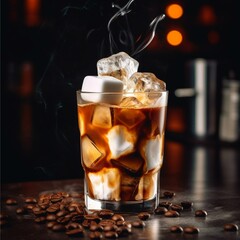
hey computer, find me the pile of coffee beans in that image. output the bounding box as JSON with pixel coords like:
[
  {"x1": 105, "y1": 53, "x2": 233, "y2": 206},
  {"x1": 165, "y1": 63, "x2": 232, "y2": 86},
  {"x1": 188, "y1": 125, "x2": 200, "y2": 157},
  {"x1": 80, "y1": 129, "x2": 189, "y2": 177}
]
[{"x1": 1, "y1": 190, "x2": 239, "y2": 239}]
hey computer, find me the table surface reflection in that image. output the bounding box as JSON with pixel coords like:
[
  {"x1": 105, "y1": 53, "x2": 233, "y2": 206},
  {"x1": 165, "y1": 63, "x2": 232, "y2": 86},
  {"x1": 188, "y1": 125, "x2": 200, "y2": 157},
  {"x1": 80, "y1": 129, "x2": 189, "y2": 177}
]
[{"x1": 1, "y1": 140, "x2": 240, "y2": 240}]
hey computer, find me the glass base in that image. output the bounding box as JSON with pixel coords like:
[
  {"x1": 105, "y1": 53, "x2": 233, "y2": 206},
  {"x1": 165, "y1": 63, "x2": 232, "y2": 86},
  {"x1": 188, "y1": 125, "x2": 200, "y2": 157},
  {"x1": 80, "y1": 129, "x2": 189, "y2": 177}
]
[{"x1": 85, "y1": 194, "x2": 159, "y2": 213}]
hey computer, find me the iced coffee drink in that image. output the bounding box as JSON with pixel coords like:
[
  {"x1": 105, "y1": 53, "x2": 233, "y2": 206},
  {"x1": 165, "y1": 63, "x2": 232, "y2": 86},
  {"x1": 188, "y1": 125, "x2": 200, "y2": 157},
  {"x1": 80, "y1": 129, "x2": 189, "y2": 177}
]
[{"x1": 77, "y1": 52, "x2": 168, "y2": 212}]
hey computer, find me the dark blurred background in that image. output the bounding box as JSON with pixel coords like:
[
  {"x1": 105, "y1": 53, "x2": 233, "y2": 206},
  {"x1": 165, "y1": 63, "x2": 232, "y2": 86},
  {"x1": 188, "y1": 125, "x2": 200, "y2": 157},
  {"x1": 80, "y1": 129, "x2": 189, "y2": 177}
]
[{"x1": 1, "y1": 0, "x2": 240, "y2": 183}]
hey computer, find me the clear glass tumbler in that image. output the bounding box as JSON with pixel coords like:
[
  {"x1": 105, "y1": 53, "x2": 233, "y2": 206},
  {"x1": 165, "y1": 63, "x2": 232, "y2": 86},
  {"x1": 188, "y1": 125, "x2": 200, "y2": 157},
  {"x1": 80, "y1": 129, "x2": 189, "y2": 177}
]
[{"x1": 77, "y1": 91, "x2": 168, "y2": 212}]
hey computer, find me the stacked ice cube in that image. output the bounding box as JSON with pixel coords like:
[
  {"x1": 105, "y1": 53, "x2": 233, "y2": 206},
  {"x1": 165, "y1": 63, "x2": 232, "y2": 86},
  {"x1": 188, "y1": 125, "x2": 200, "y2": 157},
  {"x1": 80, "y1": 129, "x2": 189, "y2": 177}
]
[{"x1": 81, "y1": 52, "x2": 166, "y2": 106}]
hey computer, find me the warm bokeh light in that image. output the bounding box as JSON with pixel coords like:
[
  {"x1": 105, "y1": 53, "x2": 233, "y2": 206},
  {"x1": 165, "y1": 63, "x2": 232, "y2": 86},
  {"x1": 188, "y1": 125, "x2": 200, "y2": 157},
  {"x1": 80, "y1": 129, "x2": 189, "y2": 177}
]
[
  {"x1": 25, "y1": 0, "x2": 41, "y2": 26},
  {"x1": 167, "y1": 30, "x2": 183, "y2": 46},
  {"x1": 166, "y1": 4, "x2": 183, "y2": 19}
]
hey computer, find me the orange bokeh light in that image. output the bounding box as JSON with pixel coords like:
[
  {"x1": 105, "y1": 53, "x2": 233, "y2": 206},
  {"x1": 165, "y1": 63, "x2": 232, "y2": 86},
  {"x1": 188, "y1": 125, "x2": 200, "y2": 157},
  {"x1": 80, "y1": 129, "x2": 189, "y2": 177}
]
[
  {"x1": 166, "y1": 4, "x2": 183, "y2": 19},
  {"x1": 167, "y1": 30, "x2": 183, "y2": 46}
]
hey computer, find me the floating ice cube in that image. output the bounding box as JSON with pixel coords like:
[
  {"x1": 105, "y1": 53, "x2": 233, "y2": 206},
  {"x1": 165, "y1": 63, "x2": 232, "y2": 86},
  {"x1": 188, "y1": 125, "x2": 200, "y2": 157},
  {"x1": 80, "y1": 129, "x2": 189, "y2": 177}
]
[
  {"x1": 81, "y1": 135, "x2": 104, "y2": 168},
  {"x1": 88, "y1": 168, "x2": 120, "y2": 201},
  {"x1": 116, "y1": 108, "x2": 146, "y2": 129},
  {"x1": 97, "y1": 52, "x2": 139, "y2": 89},
  {"x1": 111, "y1": 154, "x2": 144, "y2": 173},
  {"x1": 135, "y1": 171, "x2": 158, "y2": 200},
  {"x1": 92, "y1": 105, "x2": 112, "y2": 129},
  {"x1": 139, "y1": 134, "x2": 163, "y2": 172},
  {"x1": 81, "y1": 76, "x2": 123, "y2": 104},
  {"x1": 119, "y1": 97, "x2": 144, "y2": 108},
  {"x1": 107, "y1": 125, "x2": 136, "y2": 159}
]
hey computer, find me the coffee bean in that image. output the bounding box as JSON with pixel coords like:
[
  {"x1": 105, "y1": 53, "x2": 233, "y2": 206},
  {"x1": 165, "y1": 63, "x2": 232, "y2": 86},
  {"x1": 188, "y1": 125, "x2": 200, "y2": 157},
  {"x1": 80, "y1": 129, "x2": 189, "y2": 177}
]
[
  {"x1": 24, "y1": 197, "x2": 37, "y2": 204},
  {"x1": 224, "y1": 223, "x2": 239, "y2": 232},
  {"x1": 89, "y1": 231, "x2": 102, "y2": 240},
  {"x1": 57, "y1": 216, "x2": 70, "y2": 224},
  {"x1": 163, "y1": 191, "x2": 176, "y2": 198},
  {"x1": 98, "y1": 209, "x2": 114, "y2": 219},
  {"x1": 170, "y1": 225, "x2": 183, "y2": 233},
  {"x1": 170, "y1": 204, "x2": 183, "y2": 212},
  {"x1": 99, "y1": 219, "x2": 116, "y2": 227},
  {"x1": 112, "y1": 214, "x2": 125, "y2": 222},
  {"x1": 84, "y1": 214, "x2": 101, "y2": 223},
  {"x1": 104, "y1": 231, "x2": 118, "y2": 239},
  {"x1": 32, "y1": 207, "x2": 46, "y2": 216},
  {"x1": 46, "y1": 221, "x2": 57, "y2": 229},
  {"x1": 65, "y1": 222, "x2": 83, "y2": 230},
  {"x1": 138, "y1": 212, "x2": 151, "y2": 220},
  {"x1": 116, "y1": 220, "x2": 125, "y2": 227},
  {"x1": 116, "y1": 226, "x2": 132, "y2": 236},
  {"x1": 181, "y1": 201, "x2": 193, "y2": 209},
  {"x1": 195, "y1": 210, "x2": 207, "y2": 217},
  {"x1": 6, "y1": 198, "x2": 17, "y2": 205},
  {"x1": 52, "y1": 223, "x2": 65, "y2": 232},
  {"x1": 184, "y1": 226, "x2": 199, "y2": 234},
  {"x1": 56, "y1": 210, "x2": 68, "y2": 217},
  {"x1": 132, "y1": 220, "x2": 145, "y2": 228},
  {"x1": 154, "y1": 207, "x2": 168, "y2": 215},
  {"x1": 34, "y1": 216, "x2": 46, "y2": 223},
  {"x1": 25, "y1": 204, "x2": 35, "y2": 211},
  {"x1": 89, "y1": 223, "x2": 103, "y2": 232},
  {"x1": 164, "y1": 210, "x2": 180, "y2": 217},
  {"x1": 66, "y1": 228, "x2": 84, "y2": 237},
  {"x1": 158, "y1": 201, "x2": 172, "y2": 209},
  {"x1": 46, "y1": 203, "x2": 60, "y2": 213},
  {"x1": 16, "y1": 207, "x2": 27, "y2": 214},
  {"x1": 46, "y1": 214, "x2": 57, "y2": 221},
  {"x1": 51, "y1": 193, "x2": 63, "y2": 203},
  {"x1": 103, "y1": 224, "x2": 117, "y2": 232}
]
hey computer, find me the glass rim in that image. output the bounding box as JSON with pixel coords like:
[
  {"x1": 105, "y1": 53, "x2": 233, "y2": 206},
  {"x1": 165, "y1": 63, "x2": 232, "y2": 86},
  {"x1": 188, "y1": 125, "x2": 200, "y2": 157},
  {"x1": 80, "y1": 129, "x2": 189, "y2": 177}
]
[{"x1": 77, "y1": 90, "x2": 168, "y2": 94}]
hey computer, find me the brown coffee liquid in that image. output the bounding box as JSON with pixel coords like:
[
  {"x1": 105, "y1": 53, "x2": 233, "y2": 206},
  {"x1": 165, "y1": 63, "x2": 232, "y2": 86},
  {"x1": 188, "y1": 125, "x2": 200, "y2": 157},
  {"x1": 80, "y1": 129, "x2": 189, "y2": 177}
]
[{"x1": 78, "y1": 103, "x2": 167, "y2": 201}]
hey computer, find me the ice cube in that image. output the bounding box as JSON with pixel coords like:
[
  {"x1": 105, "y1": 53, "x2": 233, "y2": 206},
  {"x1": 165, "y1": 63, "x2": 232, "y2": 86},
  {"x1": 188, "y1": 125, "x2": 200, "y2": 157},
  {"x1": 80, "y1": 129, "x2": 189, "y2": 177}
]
[
  {"x1": 111, "y1": 154, "x2": 144, "y2": 173},
  {"x1": 81, "y1": 135, "x2": 104, "y2": 168},
  {"x1": 139, "y1": 134, "x2": 163, "y2": 172},
  {"x1": 120, "y1": 172, "x2": 140, "y2": 201},
  {"x1": 88, "y1": 168, "x2": 120, "y2": 201},
  {"x1": 107, "y1": 125, "x2": 136, "y2": 159},
  {"x1": 97, "y1": 52, "x2": 139, "y2": 88},
  {"x1": 126, "y1": 72, "x2": 166, "y2": 92},
  {"x1": 135, "y1": 171, "x2": 158, "y2": 200},
  {"x1": 81, "y1": 76, "x2": 123, "y2": 104},
  {"x1": 116, "y1": 108, "x2": 146, "y2": 129},
  {"x1": 92, "y1": 105, "x2": 112, "y2": 129},
  {"x1": 125, "y1": 72, "x2": 166, "y2": 105},
  {"x1": 119, "y1": 97, "x2": 144, "y2": 108}
]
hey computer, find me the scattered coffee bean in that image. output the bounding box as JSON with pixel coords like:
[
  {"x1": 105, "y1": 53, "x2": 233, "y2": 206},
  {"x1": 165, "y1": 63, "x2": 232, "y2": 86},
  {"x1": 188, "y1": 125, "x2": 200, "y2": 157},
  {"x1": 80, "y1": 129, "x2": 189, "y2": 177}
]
[
  {"x1": 112, "y1": 214, "x2": 125, "y2": 222},
  {"x1": 16, "y1": 207, "x2": 27, "y2": 214},
  {"x1": 195, "y1": 209, "x2": 207, "y2": 217},
  {"x1": 46, "y1": 214, "x2": 57, "y2": 221},
  {"x1": 104, "y1": 231, "x2": 118, "y2": 238},
  {"x1": 34, "y1": 216, "x2": 46, "y2": 223},
  {"x1": 103, "y1": 224, "x2": 117, "y2": 232},
  {"x1": 65, "y1": 222, "x2": 83, "y2": 230},
  {"x1": 138, "y1": 212, "x2": 151, "y2": 220},
  {"x1": 163, "y1": 191, "x2": 176, "y2": 198},
  {"x1": 158, "y1": 201, "x2": 172, "y2": 209},
  {"x1": 66, "y1": 228, "x2": 84, "y2": 237},
  {"x1": 184, "y1": 226, "x2": 199, "y2": 234},
  {"x1": 89, "y1": 223, "x2": 103, "y2": 232},
  {"x1": 99, "y1": 219, "x2": 116, "y2": 227},
  {"x1": 224, "y1": 223, "x2": 239, "y2": 232},
  {"x1": 154, "y1": 206, "x2": 168, "y2": 215},
  {"x1": 5, "y1": 198, "x2": 17, "y2": 205},
  {"x1": 46, "y1": 221, "x2": 57, "y2": 229},
  {"x1": 98, "y1": 209, "x2": 114, "y2": 219},
  {"x1": 170, "y1": 204, "x2": 183, "y2": 212},
  {"x1": 132, "y1": 220, "x2": 145, "y2": 228},
  {"x1": 89, "y1": 231, "x2": 102, "y2": 240},
  {"x1": 116, "y1": 226, "x2": 132, "y2": 236},
  {"x1": 46, "y1": 203, "x2": 60, "y2": 213},
  {"x1": 24, "y1": 197, "x2": 37, "y2": 204},
  {"x1": 170, "y1": 225, "x2": 183, "y2": 233},
  {"x1": 52, "y1": 223, "x2": 65, "y2": 232},
  {"x1": 164, "y1": 210, "x2": 180, "y2": 217},
  {"x1": 181, "y1": 201, "x2": 193, "y2": 209}
]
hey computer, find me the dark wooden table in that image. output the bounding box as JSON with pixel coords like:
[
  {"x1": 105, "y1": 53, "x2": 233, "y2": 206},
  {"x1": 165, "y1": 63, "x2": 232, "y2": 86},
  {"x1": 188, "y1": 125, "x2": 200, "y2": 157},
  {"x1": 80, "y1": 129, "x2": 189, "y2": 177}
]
[{"x1": 1, "y1": 140, "x2": 240, "y2": 240}]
